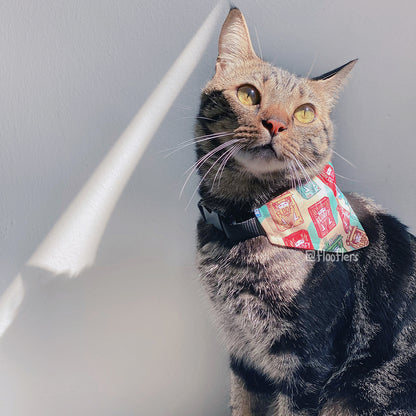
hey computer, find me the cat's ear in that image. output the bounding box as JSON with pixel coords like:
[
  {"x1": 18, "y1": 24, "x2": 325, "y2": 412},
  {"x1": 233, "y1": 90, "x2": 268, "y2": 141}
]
[
  {"x1": 215, "y1": 8, "x2": 258, "y2": 74},
  {"x1": 309, "y1": 59, "x2": 358, "y2": 108}
]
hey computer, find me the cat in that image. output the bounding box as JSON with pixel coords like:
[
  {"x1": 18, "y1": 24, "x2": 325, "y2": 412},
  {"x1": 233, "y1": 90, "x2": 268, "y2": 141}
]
[{"x1": 195, "y1": 8, "x2": 416, "y2": 416}]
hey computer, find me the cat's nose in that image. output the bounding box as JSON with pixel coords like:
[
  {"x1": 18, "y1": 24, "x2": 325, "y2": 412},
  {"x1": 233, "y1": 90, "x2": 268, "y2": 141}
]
[{"x1": 262, "y1": 119, "x2": 287, "y2": 137}]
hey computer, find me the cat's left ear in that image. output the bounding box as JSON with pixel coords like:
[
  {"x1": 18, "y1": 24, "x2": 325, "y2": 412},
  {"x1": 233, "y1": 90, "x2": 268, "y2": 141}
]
[{"x1": 309, "y1": 59, "x2": 358, "y2": 108}]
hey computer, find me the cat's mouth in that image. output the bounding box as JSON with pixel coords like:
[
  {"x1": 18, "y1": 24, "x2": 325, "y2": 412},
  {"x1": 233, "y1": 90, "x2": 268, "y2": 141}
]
[
  {"x1": 234, "y1": 142, "x2": 287, "y2": 175},
  {"x1": 247, "y1": 143, "x2": 286, "y2": 162}
]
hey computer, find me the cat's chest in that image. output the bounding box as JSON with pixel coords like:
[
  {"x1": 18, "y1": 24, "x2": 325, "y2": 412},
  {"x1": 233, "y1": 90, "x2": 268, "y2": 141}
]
[{"x1": 198, "y1": 235, "x2": 315, "y2": 306}]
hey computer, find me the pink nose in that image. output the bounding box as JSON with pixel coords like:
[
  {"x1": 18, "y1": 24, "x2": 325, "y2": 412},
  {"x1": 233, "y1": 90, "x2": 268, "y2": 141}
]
[{"x1": 262, "y1": 119, "x2": 287, "y2": 136}]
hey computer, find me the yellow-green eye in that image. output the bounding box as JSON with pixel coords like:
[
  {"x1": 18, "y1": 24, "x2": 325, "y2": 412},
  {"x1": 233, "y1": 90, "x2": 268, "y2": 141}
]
[
  {"x1": 294, "y1": 104, "x2": 316, "y2": 124},
  {"x1": 237, "y1": 84, "x2": 261, "y2": 106}
]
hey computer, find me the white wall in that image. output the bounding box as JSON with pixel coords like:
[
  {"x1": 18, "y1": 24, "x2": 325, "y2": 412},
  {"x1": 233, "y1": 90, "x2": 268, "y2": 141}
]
[{"x1": 0, "y1": 1, "x2": 415, "y2": 415}]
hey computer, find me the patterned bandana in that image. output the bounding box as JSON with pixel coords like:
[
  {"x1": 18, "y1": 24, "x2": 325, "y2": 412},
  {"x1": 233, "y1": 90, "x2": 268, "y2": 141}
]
[{"x1": 254, "y1": 163, "x2": 369, "y2": 252}]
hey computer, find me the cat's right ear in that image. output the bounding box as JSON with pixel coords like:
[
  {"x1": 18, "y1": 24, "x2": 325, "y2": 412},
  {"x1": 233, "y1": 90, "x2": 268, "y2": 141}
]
[{"x1": 215, "y1": 8, "x2": 258, "y2": 75}]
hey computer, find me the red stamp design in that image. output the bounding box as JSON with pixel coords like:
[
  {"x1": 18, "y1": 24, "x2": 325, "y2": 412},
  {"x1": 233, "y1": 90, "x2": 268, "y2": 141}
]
[
  {"x1": 346, "y1": 226, "x2": 369, "y2": 249},
  {"x1": 318, "y1": 164, "x2": 337, "y2": 196},
  {"x1": 308, "y1": 197, "x2": 336, "y2": 238},
  {"x1": 283, "y1": 230, "x2": 314, "y2": 250},
  {"x1": 267, "y1": 191, "x2": 304, "y2": 232},
  {"x1": 336, "y1": 199, "x2": 351, "y2": 234}
]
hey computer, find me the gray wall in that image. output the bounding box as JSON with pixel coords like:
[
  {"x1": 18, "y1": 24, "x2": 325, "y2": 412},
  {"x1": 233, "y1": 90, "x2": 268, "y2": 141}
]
[{"x1": 0, "y1": 1, "x2": 415, "y2": 415}]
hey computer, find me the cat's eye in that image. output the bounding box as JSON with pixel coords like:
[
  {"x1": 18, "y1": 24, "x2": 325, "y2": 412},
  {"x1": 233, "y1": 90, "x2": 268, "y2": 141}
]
[
  {"x1": 237, "y1": 85, "x2": 261, "y2": 106},
  {"x1": 293, "y1": 104, "x2": 316, "y2": 124}
]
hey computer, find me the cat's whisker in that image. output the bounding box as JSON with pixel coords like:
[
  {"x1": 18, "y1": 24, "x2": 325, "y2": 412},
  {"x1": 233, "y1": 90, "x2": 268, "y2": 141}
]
[
  {"x1": 287, "y1": 160, "x2": 297, "y2": 190},
  {"x1": 296, "y1": 151, "x2": 321, "y2": 175},
  {"x1": 335, "y1": 173, "x2": 360, "y2": 182},
  {"x1": 182, "y1": 116, "x2": 217, "y2": 122},
  {"x1": 332, "y1": 149, "x2": 357, "y2": 168},
  {"x1": 215, "y1": 143, "x2": 244, "y2": 189},
  {"x1": 180, "y1": 138, "x2": 241, "y2": 200},
  {"x1": 283, "y1": 156, "x2": 291, "y2": 187},
  {"x1": 293, "y1": 157, "x2": 310, "y2": 185},
  {"x1": 295, "y1": 151, "x2": 315, "y2": 183},
  {"x1": 203, "y1": 93, "x2": 228, "y2": 109},
  {"x1": 211, "y1": 144, "x2": 240, "y2": 190},
  {"x1": 292, "y1": 162, "x2": 299, "y2": 189},
  {"x1": 162, "y1": 131, "x2": 231, "y2": 153},
  {"x1": 163, "y1": 132, "x2": 234, "y2": 158},
  {"x1": 211, "y1": 146, "x2": 235, "y2": 190},
  {"x1": 186, "y1": 142, "x2": 240, "y2": 209},
  {"x1": 183, "y1": 137, "x2": 241, "y2": 176},
  {"x1": 286, "y1": 151, "x2": 309, "y2": 187}
]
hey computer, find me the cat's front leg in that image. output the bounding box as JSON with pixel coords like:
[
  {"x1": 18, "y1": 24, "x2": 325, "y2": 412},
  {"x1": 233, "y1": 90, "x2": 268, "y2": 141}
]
[
  {"x1": 231, "y1": 370, "x2": 252, "y2": 416},
  {"x1": 231, "y1": 370, "x2": 274, "y2": 416},
  {"x1": 319, "y1": 400, "x2": 357, "y2": 416}
]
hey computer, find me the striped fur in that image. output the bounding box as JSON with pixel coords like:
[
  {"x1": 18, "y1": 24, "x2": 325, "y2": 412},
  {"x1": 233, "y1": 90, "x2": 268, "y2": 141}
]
[{"x1": 195, "y1": 8, "x2": 416, "y2": 415}]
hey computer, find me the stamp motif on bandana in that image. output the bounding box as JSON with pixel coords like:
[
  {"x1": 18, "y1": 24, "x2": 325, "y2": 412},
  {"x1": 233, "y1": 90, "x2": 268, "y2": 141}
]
[
  {"x1": 323, "y1": 234, "x2": 346, "y2": 252},
  {"x1": 308, "y1": 197, "x2": 336, "y2": 238},
  {"x1": 346, "y1": 226, "x2": 369, "y2": 249},
  {"x1": 267, "y1": 192, "x2": 304, "y2": 232},
  {"x1": 336, "y1": 198, "x2": 351, "y2": 234},
  {"x1": 296, "y1": 180, "x2": 321, "y2": 200},
  {"x1": 283, "y1": 229, "x2": 314, "y2": 250},
  {"x1": 318, "y1": 164, "x2": 337, "y2": 196}
]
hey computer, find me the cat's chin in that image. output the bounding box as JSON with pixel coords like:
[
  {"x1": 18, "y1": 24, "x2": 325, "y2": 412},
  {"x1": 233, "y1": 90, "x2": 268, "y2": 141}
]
[{"x1": 234, "y1": 149, "x2": 286, "y2": 176}]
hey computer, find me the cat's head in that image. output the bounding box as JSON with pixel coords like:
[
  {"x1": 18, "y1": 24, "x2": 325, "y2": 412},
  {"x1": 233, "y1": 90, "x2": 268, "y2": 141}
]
[{"x1": 195, "y1": 8, "x2": 355, "y2": 211}]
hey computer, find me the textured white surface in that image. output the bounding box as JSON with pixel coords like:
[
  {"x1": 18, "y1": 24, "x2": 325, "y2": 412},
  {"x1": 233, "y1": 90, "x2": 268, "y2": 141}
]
[
  {"x1": 0, "y1": 0, "x2": 225, "y2": 346},
  {"x1": 0, "y1": 1, "x2": 415, "y2": 415},
  {"x1": 27, "y1": 0, "x2": 226, "y2": 277}
]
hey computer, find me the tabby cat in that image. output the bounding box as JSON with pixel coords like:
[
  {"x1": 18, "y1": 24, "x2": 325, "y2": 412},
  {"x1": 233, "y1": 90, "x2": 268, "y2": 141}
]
[{"x1": 195, "y1": 8, "x2": 416, "y2": 416}]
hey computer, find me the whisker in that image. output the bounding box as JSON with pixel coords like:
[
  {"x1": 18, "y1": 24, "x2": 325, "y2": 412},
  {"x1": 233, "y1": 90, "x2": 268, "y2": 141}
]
[
  {"x1": 183, "y1": 138, "x2": 241, "y2": 176},
  {"x1": 293, "y1": 156, "x2": 309, "y2": 185},
  {"x1": 288, "y1": 160, "x2": 296, "y2": 190},
  {"x1": 180, "y1": 116, "x2": 217, "y2": 122},
  {"x1": 162, "y1": 131, "x2": 231, "y2": 152},
  {"x1": 203, "y1": 93, "x2": 226, "y2": 108},
  {"x1": 214, "y1": 143, "x2": 244, "y2": 190},
  {"x1": 210, "y1": 144, "x2": 239, "y2": 191},
  {"x1": 286, "y1": 151, "x2": 306, "y2": 187},
  {"x1": 291, "y1": 161, "x2": 298, "y2": 189},
  {"x1": 332, "y1": 149, "x2": 356, "y2": 168},
  {"x1": 335, "y1": 173, "x2": 360, "y2": 182},
  {"x1": 163, "y1": 132, "x2": 233, "y2": 158},
  {"x1": 296, "y1": 151, "x2": 321, "y2": 174},
  {"x1": 179, "y1": 138, "x2": 241, "y2": 199},
  {"x1": 294, "y1": 151, "x2": 314, "y2": 184},
  {"x1": 185, "y1": 143, "x2": 239, "y2": 210}
]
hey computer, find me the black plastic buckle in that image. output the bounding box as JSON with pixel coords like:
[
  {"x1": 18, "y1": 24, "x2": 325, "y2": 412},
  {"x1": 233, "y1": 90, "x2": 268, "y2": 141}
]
[{"x1": 198, "y1": 201, "x2": 227, "y2": 234}]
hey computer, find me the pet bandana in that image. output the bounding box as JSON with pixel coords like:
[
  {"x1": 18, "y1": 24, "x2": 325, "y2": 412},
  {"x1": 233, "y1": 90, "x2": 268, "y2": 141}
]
[{"x1": 254, "y1": 163, "x2": 369, "y2": 252}]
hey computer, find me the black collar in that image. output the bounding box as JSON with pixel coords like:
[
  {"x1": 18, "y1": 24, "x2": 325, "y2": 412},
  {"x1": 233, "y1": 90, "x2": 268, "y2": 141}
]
[{"x1": 198, "y1": 200, "x2": 266, "y2": 242}]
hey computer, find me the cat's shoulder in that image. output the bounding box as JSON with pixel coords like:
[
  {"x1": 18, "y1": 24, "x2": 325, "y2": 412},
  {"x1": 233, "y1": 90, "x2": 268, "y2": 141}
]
[{"x1": 345, "y1": 191, "x2": 415, "y2": 256}]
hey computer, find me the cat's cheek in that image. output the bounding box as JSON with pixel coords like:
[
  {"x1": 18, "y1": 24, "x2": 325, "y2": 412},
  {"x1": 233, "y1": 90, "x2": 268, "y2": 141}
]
[{"x1": 234, "y1": 151, "x2": 286, "y2": 175}]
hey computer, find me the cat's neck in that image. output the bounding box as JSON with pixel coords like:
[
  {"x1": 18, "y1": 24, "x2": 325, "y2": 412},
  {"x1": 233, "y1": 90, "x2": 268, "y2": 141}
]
[{"x1": 198, "y1": 174, "x2": 291, "y2": 221}]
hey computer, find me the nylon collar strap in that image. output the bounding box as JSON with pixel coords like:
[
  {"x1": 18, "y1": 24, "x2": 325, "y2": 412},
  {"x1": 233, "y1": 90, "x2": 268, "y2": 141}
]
[
  {"x1": 198, "y1": 163, "x2": 369, "y2": 252},
  {"x1": 198, "y1": 200, "x2": 266, "y2": 241}
]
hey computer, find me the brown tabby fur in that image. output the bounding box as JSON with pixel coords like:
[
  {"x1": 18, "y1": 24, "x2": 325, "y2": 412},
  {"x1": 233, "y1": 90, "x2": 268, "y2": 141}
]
[{"x1": 195, "y1": 7, "x2": 416, "y2": 416}]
